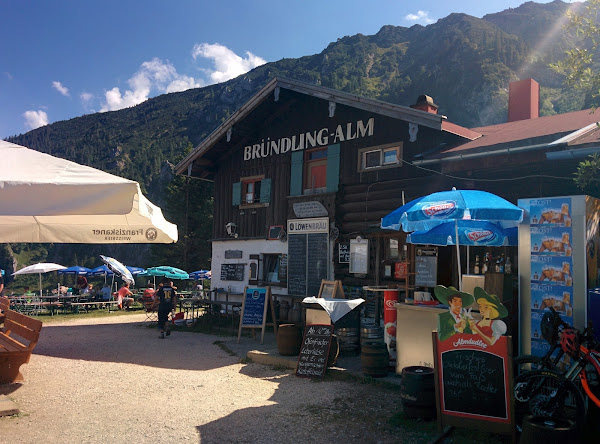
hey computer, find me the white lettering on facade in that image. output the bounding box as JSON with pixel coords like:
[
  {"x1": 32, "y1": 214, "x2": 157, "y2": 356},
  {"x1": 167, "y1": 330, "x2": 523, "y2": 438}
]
[{"x1": 243, "y1": 118, "x2": 375, "y2": 160}]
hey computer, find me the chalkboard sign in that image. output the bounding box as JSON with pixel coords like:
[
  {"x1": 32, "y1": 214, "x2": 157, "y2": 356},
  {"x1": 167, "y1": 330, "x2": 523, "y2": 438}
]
[
  {"x1": 287, "y1": 234, "x2": 307, "y2": 295},
  {"x1": 237, "y1": 287, "x2": 277, "y2": 345},
  {"x1": 296, "y1": 324, "x2": 334, "y2": 378},
  {"x1": 220, "y1": 263, "x2": 244, "y2": 281},
  {"x1": 307, "y1": 233, "x2": 328, "y2": 297},
  {"x1": 434, "y1": 333, "x2": 514, "y2": 435},
  {"x1": 415, "y1": 248, "x2": 437, "y2": 287},
  {"x1": 338, "y1": 243, "x2": 350, "y2": 263},
  {"x1": 241, "y1": 288, "x2": 267, "y2": 326},
  {"x1": 278, "y1": 254, "x2": 287, "y2": 282}
]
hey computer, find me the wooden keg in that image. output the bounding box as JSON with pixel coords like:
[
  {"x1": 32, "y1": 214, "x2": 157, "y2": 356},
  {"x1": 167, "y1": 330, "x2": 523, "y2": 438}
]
[{"x1": 276, "y1": 324, "x2": 301, "y2": 356}]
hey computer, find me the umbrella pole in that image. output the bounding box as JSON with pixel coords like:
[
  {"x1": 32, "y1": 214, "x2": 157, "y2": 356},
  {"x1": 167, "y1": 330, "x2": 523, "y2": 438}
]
[
  {"x1": 455, "y1": 221, "x2": 462, "y2": 291},
  {"x1": 39, "y1": 273, "x2": 42, "y2": 298}
]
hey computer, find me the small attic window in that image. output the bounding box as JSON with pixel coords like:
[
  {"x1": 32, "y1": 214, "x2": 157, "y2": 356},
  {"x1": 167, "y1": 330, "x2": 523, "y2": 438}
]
[{"x1": 358, "y1": 142, "x2": 403, "y2": 171}]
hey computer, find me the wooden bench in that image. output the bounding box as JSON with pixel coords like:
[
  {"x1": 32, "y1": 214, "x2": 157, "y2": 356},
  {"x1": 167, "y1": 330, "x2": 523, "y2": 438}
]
[
  {"x1": 69, "y1": 300, "x2": 119, "y2": 313},
  {"x1": 0, "y1": 309, "x2": 43, "y2": 383},
  {"x1": 0, "y1": 297, "x2": 9, "y2": 325}
]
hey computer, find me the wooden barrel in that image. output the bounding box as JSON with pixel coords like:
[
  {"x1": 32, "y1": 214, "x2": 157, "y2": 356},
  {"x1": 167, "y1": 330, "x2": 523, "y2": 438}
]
[
  {"x1": 521, "y1": 416, "x2": 579, "y2": 443},
  {"x1": 277, "y1": 324, "x2": 301, "y2": 356},
  {"x1": 361, "y1": 341, "x2": 389, "y2": 377},
  {"x1": 400, "y1": 366, "x2": 436, "y2": 419},
  {"x1": 336, "y1": 327, "x2": 360, "y2": 355}
]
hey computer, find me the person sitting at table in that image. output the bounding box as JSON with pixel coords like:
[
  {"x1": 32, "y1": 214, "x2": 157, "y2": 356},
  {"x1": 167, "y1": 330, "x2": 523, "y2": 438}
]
[
  {"x1": 117, "y1": 282, "x2": 134, "y2": 310},
  {"x1": 141, "y1": 283, "x2": 156, "y2": 307},
  {"x1": 80, "y1": 283, "x2": 95, "y2": 300},
  {"x1": 100, "y1": 284, "x2": 112, "y2": 301},
  {"x1": 75, "y1": 275, "x2": 88, "y2": 295}
]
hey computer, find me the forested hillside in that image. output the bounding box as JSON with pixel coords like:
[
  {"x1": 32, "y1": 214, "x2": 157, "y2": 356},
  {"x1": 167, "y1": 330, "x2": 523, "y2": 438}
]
[{"x1": 3, "y1": 0, "x2": 589, "y2": 283}]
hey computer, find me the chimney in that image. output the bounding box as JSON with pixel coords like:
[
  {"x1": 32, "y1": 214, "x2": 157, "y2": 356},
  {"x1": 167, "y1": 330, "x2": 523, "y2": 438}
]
[
  {"x1": 508, "y1": 78, "x2": 539, "y2": 122},
  {"x1": 410, "y1": 95, "x2": 438, "y2": 114}
]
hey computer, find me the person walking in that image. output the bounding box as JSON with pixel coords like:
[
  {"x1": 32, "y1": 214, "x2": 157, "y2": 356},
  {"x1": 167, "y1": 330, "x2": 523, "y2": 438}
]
[{"x1": 155, "y1": 277, "x2": 177, "y2": 339}]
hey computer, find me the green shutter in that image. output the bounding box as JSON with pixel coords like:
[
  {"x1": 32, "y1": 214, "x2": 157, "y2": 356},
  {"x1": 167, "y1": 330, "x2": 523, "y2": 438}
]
[
  {"x1": 259, "y1": 178, "x2": 272, "y2": 203},
  {"x1": 290, "y1": 150, "x2": 304, "y2": 196},
  {"x1": 326, "y1": 143, "x2": 340, "y2": 192},
  {"x1": 232, "y1": 182, "x2": 241, "y2": 206}
]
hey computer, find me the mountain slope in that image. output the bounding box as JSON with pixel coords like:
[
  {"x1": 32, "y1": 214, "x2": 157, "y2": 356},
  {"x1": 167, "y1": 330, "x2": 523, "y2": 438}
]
[{"x1": 4, "y1": 0, "x2": 588, "y2": 275}]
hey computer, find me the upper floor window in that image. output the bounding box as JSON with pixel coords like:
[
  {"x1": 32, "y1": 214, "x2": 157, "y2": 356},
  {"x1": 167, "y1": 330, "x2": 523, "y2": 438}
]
[
  {"x1": 358, "y1": 143, "x2": 403, "y2": 171},
  {"x1": 304, "y1": 147, "x2": 328, "y2": 194},
  {"x1": 243, "y1": 178, "x2": 262, "y2": 204},
  {"x1": 232, "y1": 175, "x2": 271, "y2": 208}
]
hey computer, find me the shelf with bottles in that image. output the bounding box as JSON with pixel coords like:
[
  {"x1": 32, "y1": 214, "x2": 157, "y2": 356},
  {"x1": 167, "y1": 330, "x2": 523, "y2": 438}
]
[{"x1": 469, "y1": 246, "x2": 516, "y2": 277}]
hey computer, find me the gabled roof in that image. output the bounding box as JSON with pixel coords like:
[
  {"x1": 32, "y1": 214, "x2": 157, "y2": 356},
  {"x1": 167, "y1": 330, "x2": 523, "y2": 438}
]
[
  {"x1": 418, "y1": 108, "x2": 600, "y2": 164},
  {"x1": 175, "y1": 77, "x2": 480, "y2": 176}
]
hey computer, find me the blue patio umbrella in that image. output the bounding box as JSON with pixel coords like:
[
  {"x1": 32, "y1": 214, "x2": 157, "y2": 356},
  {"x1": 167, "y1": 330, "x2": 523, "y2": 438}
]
[
  {"x1": 139, "y1": 266, "x2": 189, "y2": 280},
  {"x1": 100, "y1": 255, "x2": 135, "y2": 286},
  {"x1": 381, "y1": 188, "x2": 523, "y2": 289},
  {"x1": 126, "y1": 266, "x2": 146, "y2": 276},
  {"x1": 407, "y1": 220, "x2": 518, "y2": 247},
  {"x1": 189, "y1": 270, "x2": 210, "y2": 280},
  {"x1": 381, "y1": 188, "x2": 523, "y2": 232},
  {"x1": 89, "y1": 265, "x2": 114, "y2": 277},
  {"x1": 57, "y1": 266, "x2": 91, "y2": 275}
]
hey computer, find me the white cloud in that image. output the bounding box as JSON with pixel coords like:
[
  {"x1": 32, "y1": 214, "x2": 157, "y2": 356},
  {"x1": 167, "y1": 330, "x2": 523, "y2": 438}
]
[
  {"x1": 80, "y1": 92, "x2": 95, "y2": 112},
  {"x1": 52, "y1": 81, "x2": 70, "y2": 97},
  {"x1": 405, "y1": 10, "x2": 435, "y2": 24},
  {"x1": 192, "y1": 43, "x2": 266, "y2": 84},
  {"x1": 100, "y1": 57, "x2": 203, "y2": 112},
  {"x1": 23, "y1": 110, "x2": 49, "y2": 130}
]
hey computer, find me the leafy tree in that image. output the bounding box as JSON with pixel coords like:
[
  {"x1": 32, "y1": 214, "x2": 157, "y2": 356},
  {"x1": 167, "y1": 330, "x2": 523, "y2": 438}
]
[
  {"x1": 574, "y1": 152, "x2": 600, "y2": 198},
  {"x1": 549, "y1": 0, "x2": 600, "y2": 195}
]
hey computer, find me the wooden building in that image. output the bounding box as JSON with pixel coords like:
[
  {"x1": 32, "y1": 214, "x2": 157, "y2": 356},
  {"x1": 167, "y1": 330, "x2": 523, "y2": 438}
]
[{"x1": 176, "y1": 77, "x2": 600, "y2": 299}]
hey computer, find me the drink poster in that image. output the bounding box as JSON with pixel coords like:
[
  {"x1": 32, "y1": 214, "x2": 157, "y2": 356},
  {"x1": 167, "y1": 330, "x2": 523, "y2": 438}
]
[{"x1": 529, "y1": 197, "x2": 572, "y2": 357}]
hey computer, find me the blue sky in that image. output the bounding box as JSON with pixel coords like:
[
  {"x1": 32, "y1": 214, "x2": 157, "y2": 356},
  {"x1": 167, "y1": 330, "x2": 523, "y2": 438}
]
[{"x1": 0, "y1": 0, "x2": 577, "y2": 139}]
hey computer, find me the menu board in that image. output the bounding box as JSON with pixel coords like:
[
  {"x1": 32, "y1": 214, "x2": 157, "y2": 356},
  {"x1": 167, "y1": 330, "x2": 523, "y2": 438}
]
[
  {"x1": 338, "y1": 243, "x2": 350, "y2": 263},
  {"x1": 435, "y1": 333, "x2": 512, "y2": 431},
  {"x1": 287, "y1": 234, "x2": 306, "y2": 295},
  {"x1": 220, "y1": 263, "x2": 244, "y2": 281},
  {"x1": 278, "y1": 254, "x2": 288, "y2": 282},
  {"x1": 415, "y1": 248, "x2": 437, "y2": 287},
  {"x1": 240, "y1": 288, "x2": 267, "y2": 326},
  {"x1": 307, "y1": 233, "x2": 328, "y2": 297},
  {"x1": 296, "y1": 324, "x2": 334, "y2": 378}
]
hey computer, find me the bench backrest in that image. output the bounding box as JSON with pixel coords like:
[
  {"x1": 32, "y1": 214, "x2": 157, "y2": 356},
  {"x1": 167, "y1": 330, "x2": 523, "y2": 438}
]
[
  {"x1": 3, "y1": 309, "x2": 43, "y2": 349},
  {"x1": 0, "y1": 296, "x2": 9, "y2": 311}
]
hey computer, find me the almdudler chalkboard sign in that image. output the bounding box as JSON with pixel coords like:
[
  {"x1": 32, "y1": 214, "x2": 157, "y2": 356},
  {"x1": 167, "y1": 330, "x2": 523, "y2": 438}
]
[
  {"x1": 433, "y1": 333, "x2": 514, "y2": 436},
  {"x1": 296, "y1": 324, "x2": 334, "y2": 378},
  {"x1": 237, "y1": 287, "x2": 277, "y2": 344}
]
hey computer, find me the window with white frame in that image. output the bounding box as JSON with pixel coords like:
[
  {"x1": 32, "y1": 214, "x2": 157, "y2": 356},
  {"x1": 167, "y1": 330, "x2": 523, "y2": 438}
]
[{"x1": 358, "y1": 143, "x2": 402, "y2": 171}]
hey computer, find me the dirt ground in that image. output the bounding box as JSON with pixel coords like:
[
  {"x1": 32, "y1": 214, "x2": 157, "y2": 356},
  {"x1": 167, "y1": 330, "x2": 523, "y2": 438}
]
[{"x1": 0, "y1": 313, "x2": 433, "y2": 444}]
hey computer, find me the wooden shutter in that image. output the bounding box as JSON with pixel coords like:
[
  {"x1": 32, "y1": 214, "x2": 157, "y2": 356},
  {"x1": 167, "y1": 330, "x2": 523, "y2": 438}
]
[
  {"x1": 290, "y1": 150, "x2": 304, "y2": 196},
  {"x1": 232, "y1": 182, "x2": 241, "y2": 206},
  {"x1": 259, "y1": 178, "x2": 271, "y2": 203}
]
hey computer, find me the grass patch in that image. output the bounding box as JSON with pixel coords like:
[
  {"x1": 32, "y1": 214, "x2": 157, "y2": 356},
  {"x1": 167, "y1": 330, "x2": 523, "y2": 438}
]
[{"x1": 31, "y1": 307, "x2": 143, "y2": 325}]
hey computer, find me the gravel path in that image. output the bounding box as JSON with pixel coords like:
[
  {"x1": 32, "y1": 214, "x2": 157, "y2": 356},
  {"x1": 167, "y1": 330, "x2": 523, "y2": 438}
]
[{"x1": 0, "y1": 314, "x2": 416, "y2": 444}]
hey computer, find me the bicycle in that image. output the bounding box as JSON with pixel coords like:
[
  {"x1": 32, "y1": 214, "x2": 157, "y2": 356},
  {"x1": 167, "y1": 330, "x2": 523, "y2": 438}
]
[
  {"x1": 513, "y1": 309, "x2": 600, "y2": 433},
  {"x1": 513, "y1": 307, "x2": 569, "y2": 375}
]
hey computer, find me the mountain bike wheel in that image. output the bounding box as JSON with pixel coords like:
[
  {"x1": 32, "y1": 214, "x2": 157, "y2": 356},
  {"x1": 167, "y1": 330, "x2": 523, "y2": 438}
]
[
  {"x1": 514, "y1": 369, "x2": 586, "y2": 433},
  {"x1": 513, "y1": 354, "x2": 544, "y2": 376}
]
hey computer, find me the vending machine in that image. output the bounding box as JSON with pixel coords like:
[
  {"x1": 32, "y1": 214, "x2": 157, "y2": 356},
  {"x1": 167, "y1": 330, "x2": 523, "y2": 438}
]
[{"x1": 518, "y1": 195, "x2": 600, "y2": 357}]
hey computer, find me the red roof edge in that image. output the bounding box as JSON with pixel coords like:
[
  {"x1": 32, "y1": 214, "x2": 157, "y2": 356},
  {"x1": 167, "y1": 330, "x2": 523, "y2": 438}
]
[{"x1": 441, "y1": 121, "x2": 482, "y2": 141}]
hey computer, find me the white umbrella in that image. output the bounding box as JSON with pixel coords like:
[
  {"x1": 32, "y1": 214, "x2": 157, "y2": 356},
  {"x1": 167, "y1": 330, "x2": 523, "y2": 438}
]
[
  {"x1": 0, "y1": 141, "x2": 178, "y2": 243},
  {"x1": 12, "y1": 263, "x2": 67, "y2": 297}
]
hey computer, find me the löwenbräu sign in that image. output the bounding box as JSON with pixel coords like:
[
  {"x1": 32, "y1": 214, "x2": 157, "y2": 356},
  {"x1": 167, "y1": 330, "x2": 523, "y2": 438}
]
[{"x1": 296, "y1": 324, "x2": 333, "y2": 378}]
